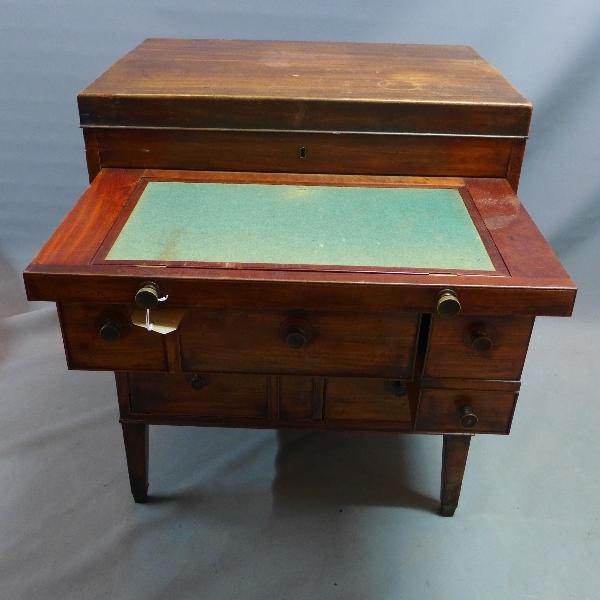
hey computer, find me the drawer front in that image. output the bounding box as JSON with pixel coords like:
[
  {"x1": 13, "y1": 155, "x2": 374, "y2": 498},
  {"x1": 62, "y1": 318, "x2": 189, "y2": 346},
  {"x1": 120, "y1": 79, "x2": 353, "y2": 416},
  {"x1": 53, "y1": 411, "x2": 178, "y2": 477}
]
[
  {"x1": 129, "y1": 372, "x2": 268, "y2": 418},
  {"x1": 325, "y1": 378, "x2": 412, "y2": 426},
  {"x1": 424, "y1": 316, "x2": 534, "y2": 380},
  {"x1": 416, "y1": 388, "x2": 516, "y2": 434},
  {"x1": 278, "y1": 376, "x2": 324, "y2": 422},
  {"x1": 93, "y1": 128, "x2": 513, "y2": 179},
  {"x1": 180, "y1": 309, "x2": 419, "y2": 378},
  {"x1": 59, "y1": 303, "x2": 166, "y2": 371}
]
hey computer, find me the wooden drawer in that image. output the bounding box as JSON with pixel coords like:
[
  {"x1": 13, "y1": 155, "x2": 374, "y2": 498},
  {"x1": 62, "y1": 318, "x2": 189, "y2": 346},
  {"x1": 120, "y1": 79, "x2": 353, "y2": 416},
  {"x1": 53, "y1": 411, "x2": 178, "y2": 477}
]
[
  {"x1": 424, "y1": 316, "x2": 534, "y2": 380},
  {"x1": 278, "y1": 376, "x2": 324, "y2": 422},
  {"x1": 180, "y1": 309, "x2": 419, "y2": 378},
  {"x1": 415, "y1": 388, "x2": 517, "y2": 434},
  {"x1": 59, "y1": 303, "x2": 166, "y2": 371},
  {"x1": 325, "y1": 378, "x2": 412, "y2": 426},
  {"x1": 129, "y1": 372, "x2": 268, "y2": 418},
  {"x1": 92, "y1": 128, "x2": 514, "y2": 179}
]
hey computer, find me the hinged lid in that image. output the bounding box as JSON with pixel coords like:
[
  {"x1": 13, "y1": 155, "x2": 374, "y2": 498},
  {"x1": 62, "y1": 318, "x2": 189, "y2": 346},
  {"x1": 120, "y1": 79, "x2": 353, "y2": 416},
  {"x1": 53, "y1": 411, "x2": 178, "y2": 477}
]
[{"x1": 78, "y1": 39, "x2": 531, "y2": 136}]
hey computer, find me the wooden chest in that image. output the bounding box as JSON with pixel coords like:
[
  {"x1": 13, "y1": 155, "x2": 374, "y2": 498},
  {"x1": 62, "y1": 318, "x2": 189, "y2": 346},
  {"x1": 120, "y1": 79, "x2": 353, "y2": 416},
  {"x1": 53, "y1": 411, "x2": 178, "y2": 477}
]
[{"x1": 24, "y1": 39, "x2": 576, "y2": 516}]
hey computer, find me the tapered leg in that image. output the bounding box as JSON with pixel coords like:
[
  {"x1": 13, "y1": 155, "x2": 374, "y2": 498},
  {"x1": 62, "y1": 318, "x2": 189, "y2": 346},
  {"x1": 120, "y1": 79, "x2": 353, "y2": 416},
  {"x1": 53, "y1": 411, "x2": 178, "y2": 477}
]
[
  {"x1": 440, "y1": 434, "x2": 471, "y2": 517},
  {"x1": 121, "y1": 423, "x2": 149, "y2": 503}
]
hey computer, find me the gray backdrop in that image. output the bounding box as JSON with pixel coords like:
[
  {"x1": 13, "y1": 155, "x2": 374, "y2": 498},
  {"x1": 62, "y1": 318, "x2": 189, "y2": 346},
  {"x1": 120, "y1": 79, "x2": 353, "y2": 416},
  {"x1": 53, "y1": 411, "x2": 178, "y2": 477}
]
[{"x1": 1, "y1": 1, "x2": 599, "y2": 599}]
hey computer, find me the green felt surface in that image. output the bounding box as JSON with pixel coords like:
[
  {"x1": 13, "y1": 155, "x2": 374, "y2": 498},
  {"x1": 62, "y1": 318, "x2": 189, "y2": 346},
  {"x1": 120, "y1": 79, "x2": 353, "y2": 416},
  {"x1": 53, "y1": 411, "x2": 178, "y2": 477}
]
[{"x1": 106, "y1": 182, "x2": 495, "y2": 271}]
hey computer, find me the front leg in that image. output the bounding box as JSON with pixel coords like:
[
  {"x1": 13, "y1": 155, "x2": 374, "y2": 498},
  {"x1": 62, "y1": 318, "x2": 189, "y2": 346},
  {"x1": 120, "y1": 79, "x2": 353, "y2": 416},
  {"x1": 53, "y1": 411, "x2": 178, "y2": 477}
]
[
  {"x1": 121, "y1": 422, "x2": 149, "y2": 503},
  {"x1": 440, "y1": 434, "x2": 472, "y2": 516}
]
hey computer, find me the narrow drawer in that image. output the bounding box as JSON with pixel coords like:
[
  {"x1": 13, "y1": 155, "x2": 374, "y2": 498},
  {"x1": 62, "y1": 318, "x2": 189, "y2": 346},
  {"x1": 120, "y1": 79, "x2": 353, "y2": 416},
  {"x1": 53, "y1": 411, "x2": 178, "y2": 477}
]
[
  {"x1": 94, "y1": 128, "x2": 513, "y2": 178},
  {"x1": 59, "y1": 303, "x2": 166, "y2": 371},
  {"x1": 129, "y1": 372, "x2": 268, "y2": 418},
  {"x1": 424, "y1": 315, "x2": 534, "y2": 380},
  {"x1": 325, "y1": 378, "x2": 412, "y2": 426},
  {"x1": 180, "y1": 309, "x2": 419, "y2": 378},
  {"x1": 415, "y1": 388, "x2": 517, "y2": 434}
]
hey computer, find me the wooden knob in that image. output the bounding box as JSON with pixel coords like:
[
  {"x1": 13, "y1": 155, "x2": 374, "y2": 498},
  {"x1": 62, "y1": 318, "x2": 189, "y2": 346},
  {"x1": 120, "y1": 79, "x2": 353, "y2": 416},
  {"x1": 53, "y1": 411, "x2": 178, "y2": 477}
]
[
  {"x1": 99, "y1": 320, "x2": 122, "y2": 341},
  {"x1": 284, "y1": 325, "x2": 308, "y2": 349},
  {"x1": 464, "y1": 322, "x2": 496, "y2": 353},
  {"x1": 135, "y1": 281, "x2": 160, "y2": 309},
  {"x1": 437, "y1": 290, "x2": 461, "y2": 317},
  {"x1": 459, "y1": 405, "x2": 478, "y2": 428},
  {"x1": 471, "y1": 334, "x2": 493, "y2": 353}
]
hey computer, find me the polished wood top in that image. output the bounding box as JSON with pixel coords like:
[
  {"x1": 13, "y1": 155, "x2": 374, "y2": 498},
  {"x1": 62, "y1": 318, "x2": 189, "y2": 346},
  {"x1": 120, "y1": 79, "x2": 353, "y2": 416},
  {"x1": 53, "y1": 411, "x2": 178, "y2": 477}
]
[
  {"x1": 82, "y1": 39, "x2": 528, "y2": 104},
  {"x1": 78, "y1": 39, "x2": 531, "y2": 135}
]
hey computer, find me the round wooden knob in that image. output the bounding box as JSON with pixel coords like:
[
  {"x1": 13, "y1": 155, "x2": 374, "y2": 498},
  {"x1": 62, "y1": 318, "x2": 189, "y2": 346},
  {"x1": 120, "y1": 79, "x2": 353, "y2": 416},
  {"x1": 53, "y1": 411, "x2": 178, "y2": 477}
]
[
  {"x1": 99, "y1": 320, "x2": 122, "y2": 341},
  {"x1": 459, "y1": 405, "x2": 478, "y2": 428},
  {"x1": 135, "y1": 282, "x2": 160, "y2": 309},
  {"x1": 471, "y1": 334, "x2": 494, "y2": 353},
  {"x1": 284, "y1": 325, "x2": 308, "y2": 349},
  {"x1": 437, "y1": 290, "x2": 461, "y2": 317},
  {"x1": 464, "y1": 322, "x2": 496, "y2": 353},
  {"x1": 190, "y1": 374, "x2": 208, "y2": 390}
]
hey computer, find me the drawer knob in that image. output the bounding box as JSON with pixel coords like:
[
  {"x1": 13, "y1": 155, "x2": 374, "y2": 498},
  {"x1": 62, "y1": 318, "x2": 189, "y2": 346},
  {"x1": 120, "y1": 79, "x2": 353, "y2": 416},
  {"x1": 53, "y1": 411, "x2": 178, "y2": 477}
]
[
  {"x1": 459, "y1": 405, "x2": 478, "y2": 428},
  {"x1": 471, "y1": 334, "x2": 494, "y2": 353},
  {"x1": 99, "y1": 320, "x2": 122, "y2": 341},
  {"x1": 135, "y1": 281, "x2": 161, "y2": 309},
  {"x1": 284, "y1": 325, "x2": 309, "y2": 349},
  {"x1": 464, "y1": 322, "x2": 496, "y2": 353},
  {"x1": 437, "y1": 290, "x2": 461, "y2": 317},
  {"x1": 190, "y1": 374, "x2": 208, "y2": 390}
]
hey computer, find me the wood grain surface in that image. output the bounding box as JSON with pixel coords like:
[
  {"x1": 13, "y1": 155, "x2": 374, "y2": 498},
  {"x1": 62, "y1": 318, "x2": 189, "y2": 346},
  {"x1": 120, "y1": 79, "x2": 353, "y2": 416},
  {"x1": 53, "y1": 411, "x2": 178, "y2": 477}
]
[
  {"x1": 424, "y1": 315, "x2": 535, "y2": 380},
  {"x1": 179, "y1": 308, "x2": 419, "y2": 378},
  {"x1": 79, "y1": 39, "x2": 531, "y2": 135},
  {"x1": 416, "y1": 389, "x2": 517, "y2": 434}
]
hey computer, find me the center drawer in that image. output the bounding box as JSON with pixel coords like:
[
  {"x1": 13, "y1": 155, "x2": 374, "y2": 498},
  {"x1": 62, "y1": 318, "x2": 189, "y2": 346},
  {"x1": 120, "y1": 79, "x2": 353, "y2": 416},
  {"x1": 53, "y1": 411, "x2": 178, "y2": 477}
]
[{"x1": 179, "y1": 308, "x2": 419, "y2": 378}]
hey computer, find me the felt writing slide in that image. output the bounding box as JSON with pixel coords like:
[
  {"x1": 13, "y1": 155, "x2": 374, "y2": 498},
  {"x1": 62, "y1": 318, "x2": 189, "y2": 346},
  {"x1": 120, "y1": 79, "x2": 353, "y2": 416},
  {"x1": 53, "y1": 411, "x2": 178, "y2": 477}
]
[{"x1": 106, "y1": 181, "x2": 495, "y2": 271}]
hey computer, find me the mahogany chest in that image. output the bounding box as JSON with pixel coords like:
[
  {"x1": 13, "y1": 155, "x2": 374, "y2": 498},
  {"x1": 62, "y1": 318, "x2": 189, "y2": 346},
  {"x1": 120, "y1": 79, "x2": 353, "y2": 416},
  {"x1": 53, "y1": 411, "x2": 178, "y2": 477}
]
[{"x1": 24, "y1": 39, "x2": 576, "y2": 515}]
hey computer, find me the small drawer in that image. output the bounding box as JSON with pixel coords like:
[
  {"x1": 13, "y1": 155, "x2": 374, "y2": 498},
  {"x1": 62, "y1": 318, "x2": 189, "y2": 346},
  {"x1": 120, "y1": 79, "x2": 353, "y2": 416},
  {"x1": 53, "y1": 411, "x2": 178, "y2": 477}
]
[
  {"x1": 59, "y1": 303, "x2": 167, "y2": 371},
  {"x1": 180, "y1": 309, "x2": 419, "y2": 378},
  {"x1": 278, "y1": 376, "x2": 324, "y2": 422},
  {"x1": 325, "y1": 378, "x2": 412, "y2": 426},
  {"x1": 415, "y1": 388, "x2": 517, "y2": 434},
  {"x1": 129, "y1": 372, "x2": 268, "y2": 418},
  {"x1": 424, "y1": 316, "x2": 534, "y2": 380}
]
